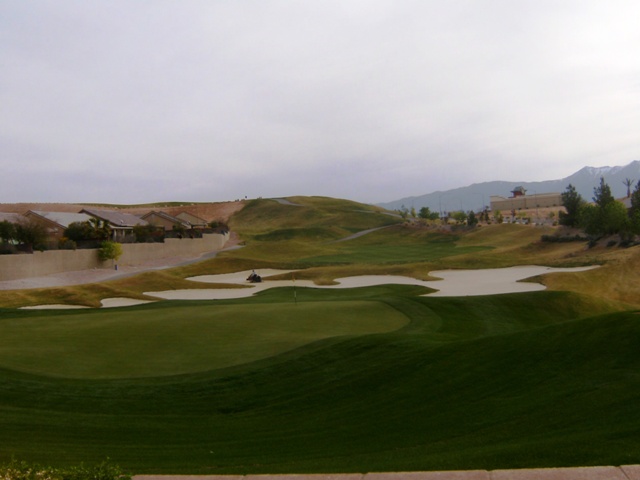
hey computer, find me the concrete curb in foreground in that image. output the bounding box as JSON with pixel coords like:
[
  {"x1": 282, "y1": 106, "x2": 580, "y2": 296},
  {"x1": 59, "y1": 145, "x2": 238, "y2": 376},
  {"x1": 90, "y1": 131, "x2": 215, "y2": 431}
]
[{"x1": 134, "y1": 464, "x2": 640, "y2": 480}]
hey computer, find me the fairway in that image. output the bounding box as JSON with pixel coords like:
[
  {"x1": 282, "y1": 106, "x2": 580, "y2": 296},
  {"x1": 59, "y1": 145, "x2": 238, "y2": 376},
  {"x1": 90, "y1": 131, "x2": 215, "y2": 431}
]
[{"x1": 0, "y1": 300, "x2": 407, "y2": 379}]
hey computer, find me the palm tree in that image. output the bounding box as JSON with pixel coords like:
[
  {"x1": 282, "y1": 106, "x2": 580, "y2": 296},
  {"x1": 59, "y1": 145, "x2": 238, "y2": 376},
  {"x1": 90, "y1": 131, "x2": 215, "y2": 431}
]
[{"x1": 623, "y1": 178, "x2": 635, "y2": 197}]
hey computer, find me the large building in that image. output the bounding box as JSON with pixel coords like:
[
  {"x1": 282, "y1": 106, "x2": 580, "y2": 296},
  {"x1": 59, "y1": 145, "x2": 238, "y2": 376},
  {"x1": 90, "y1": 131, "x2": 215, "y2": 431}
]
[{"x1": 490, "y1": 186, "x2": 562, "y2": 212}]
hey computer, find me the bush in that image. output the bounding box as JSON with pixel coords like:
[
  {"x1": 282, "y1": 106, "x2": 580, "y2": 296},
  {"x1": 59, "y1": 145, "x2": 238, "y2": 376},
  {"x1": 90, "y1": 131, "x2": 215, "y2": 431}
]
[
  {"x1": 58, "y1": 237, "x2": 77, "y2": 250},
  {"x1": 540, "y1": 234, "x2": 588, "y2": 243},
  {"x1": 98, "y1": 241, "x2": 123, "y2": 263},
  {"x1": 0, "y1": 459, "x2": 130, "y2": 480}
]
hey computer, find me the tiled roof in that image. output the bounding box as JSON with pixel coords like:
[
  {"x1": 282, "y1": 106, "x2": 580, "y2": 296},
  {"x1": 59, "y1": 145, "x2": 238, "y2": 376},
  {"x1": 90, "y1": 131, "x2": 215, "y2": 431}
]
[
  {"x1": 28, "y1": 211, "x2": 93, "y2": 228},
  {"x1": 81, "y1": 209, "x2": 148, "y2": 228},
  {"x1": 0, "y1": 212, "x2": 23, "y2": 223},
  {"x1": 141, "y1": 211, "x2": 191, "y2": 228},
  {"x1": 176, "y1": 211, "x2": 208, "y2": 226}
]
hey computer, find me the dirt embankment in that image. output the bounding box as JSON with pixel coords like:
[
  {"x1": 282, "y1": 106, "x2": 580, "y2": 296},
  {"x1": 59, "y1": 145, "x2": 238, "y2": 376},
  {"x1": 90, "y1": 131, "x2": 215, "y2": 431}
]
[{"x1": 0, "y1": 201, "x2": 246, "y2": 223}]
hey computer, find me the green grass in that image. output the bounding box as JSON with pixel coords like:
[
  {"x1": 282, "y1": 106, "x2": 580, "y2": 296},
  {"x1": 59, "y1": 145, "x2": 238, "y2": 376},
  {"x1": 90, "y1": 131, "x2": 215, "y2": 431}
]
[
  {"x1": 300, "y1": 227, "x2": 491, "y2": 265},
  {"x1": 2, "y1": 196, "x2": 640, "y2": 473},
  {"x1": 0, "y1": 300, "x2": 407, "y2": 378},
  {"x1": 0, "y1": 286, "x2": 638, "y2": 473}
]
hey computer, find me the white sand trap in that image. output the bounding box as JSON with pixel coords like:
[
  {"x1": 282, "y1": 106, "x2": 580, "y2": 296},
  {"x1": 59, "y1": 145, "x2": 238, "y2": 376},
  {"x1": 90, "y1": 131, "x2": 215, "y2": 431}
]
[
  {"x1": 20, "y1": 304, "x2": 90, "y2": 310},
  {"x1": 20, "y1": 298, "x2": 154, "y2": 309},
  {"x1": 100, "y1": 298, "x2": 155, "y2": 308},
  {"x1": 185, "y1": 269, "x2": 297, "y2": 284},
  {"x1": 148, "y1": 270, "x2": 317, "y2": 300},
  {"x1": 425, "y1": 265, "x2": 599, "y2": 297},
  {"x1": 145, "y1": 266, "x2": 599, "y2": 300}
]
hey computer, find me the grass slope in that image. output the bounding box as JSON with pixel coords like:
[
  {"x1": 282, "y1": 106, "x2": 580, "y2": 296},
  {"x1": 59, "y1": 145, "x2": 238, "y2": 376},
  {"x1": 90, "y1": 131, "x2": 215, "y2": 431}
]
[
  {"x1": 0, "y1": 299, "x2": 407, "y2": 378},
  {"x1": 0, "y1": 287, "x2": 638, "y2": 472},
  {"x1": 1, "y1": 196, "x2": 639, "y2": 473}
]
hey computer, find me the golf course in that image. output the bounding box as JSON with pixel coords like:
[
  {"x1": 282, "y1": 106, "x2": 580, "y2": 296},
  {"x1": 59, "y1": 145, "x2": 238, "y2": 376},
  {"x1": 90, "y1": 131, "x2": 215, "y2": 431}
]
[{"x1": 1, "y1": 197, "x2": 639, "y2": 474}]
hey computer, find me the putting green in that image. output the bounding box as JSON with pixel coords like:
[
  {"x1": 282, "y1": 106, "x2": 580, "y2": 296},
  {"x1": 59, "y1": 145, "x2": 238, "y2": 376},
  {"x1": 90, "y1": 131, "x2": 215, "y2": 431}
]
[{"x1": 0, "y1": 300, "x2": 408, "y2": 379}]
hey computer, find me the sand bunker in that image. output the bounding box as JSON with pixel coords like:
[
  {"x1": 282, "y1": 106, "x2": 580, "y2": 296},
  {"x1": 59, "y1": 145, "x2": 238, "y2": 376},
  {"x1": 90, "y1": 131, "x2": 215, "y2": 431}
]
[
  {"x1": 144, "y1": 266, "x2": 598, "y2": 300},
  {"x1": 426, "y1": 265, "x2": 598, "y2": 297},
  {"x1": 100, "y1": 298, "x2": 155, "y2": 308},
  {"x1": 20, "y1": 298, "x2": 154, "y2": 310},
  {"x1": 19, "y1": 266, "x2": 599, "y2": 308},
  {"x1": 20, "y1": 304, "x2": 91, "y2": 310}
]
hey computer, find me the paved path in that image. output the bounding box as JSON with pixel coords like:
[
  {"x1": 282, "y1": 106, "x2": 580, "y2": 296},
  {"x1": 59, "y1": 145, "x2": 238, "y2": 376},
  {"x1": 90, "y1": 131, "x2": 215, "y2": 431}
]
[
  {"x1": 332, "y1": 226, "x2": 393, "y2": 243},
  {"x1": 136, "y1": 465, "x2": 640, "y2": 480}
]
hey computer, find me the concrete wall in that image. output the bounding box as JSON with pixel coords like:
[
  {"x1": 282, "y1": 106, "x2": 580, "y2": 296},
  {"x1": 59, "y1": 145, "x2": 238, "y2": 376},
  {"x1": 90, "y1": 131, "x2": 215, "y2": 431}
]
[
  {"x1": 0, "y1": 232, "x2": 229, "y2": 282},
  {"x1": 490, "y1": 193, "x2": 562, "y2": 212}
]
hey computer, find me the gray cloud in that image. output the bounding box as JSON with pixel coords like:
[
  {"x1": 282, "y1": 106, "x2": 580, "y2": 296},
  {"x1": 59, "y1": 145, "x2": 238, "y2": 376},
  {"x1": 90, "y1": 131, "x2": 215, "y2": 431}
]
[{"x1": 2, "y1": 0, "x2": 639, "y2": 204}]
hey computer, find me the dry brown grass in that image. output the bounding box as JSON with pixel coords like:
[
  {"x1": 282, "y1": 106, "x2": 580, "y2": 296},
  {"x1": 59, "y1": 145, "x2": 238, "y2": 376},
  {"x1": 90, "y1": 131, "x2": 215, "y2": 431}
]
[
  {"x1": 541, "y1": 244, "x2": 640, "y2": 308},
  {"x1": 0, "y1": 270, "x2": 246, "y2": 308}
]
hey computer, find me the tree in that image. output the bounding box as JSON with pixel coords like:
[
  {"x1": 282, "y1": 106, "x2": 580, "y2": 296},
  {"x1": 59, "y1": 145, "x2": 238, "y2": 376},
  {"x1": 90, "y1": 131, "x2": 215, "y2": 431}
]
[
  {"x1": 0, "y1": 220, "x2": 16, "y2": 244},
  {"x1": 600, "y1": 201, "x2": 631, "y2": 236},
  {"x1": 65, "y1": 221, "x2": 97, "y2": 242},
  {"x1": 418, "y1": 206, "x2": 439, "y2": 221},
  {"x1": 581, "y1": 177, "x2": 632, "y2": 237},
  {"x1": 593, "y1": 177, "x2": 615, "y2": 209},
  {"x1": 89, "y1": 218, "x2": 112, "y2": 241},
  {"x1": 134, "y1": 224, "x2": 162, "y2": 243},
  {"x1": 467, "y1": 210, "x2": 478, "y2": 226},
  {"x1": 98, "y1": 241, "x2": 123, "y2": 269},
  {"x1": 397, "y1": 204, "x2": 409, "y2": 220},
  {"x1": 630, "y1": 181, "x2": 640, "y2": 233},
  {"x1": 559, "y1": 184, "x2": 585, "y2": 227},
  {"x1": 451, "y1": 211, "x2": 467, "y2": 224},
  {"x1": 15, "y1": 218, "x2": 48, "y2": 253},
  {"x1": 623, "y1": 178, "x2": 635, "y2": 198}
]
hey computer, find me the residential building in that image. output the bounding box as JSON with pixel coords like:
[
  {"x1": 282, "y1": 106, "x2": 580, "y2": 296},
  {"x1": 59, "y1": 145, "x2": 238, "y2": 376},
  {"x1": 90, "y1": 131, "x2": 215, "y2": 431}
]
[
  {"x1": 490, "y1": 187, "x2": 562, "y2": 212},
  {"x1": 80, "y1": 208, "x2": 148, "y2": 241}
]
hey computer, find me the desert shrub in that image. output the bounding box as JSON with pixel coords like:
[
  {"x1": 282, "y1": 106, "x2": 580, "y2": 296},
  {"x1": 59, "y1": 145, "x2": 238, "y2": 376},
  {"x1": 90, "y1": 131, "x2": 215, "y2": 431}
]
[
  {"x1": 98, "y1": 241, "x2": 123, "y2": 263},
  {"x1": 58, "y1": 237, "x2": 77, "y2": 250},
  {"x1": 540, "y1": 234, "x2": 588, "y2": 243}
]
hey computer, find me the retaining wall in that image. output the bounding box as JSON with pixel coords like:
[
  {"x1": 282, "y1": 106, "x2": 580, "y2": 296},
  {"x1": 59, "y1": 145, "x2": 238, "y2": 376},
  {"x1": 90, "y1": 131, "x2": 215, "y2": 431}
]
[{"x1": 0, "y1": 233, "x2": 229, "y2": 282}]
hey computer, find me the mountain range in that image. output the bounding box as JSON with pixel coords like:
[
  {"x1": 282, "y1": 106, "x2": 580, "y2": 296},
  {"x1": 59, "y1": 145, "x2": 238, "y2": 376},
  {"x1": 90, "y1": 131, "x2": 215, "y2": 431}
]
[{"x1": 377, "y1": 160, "x2": 640, "y2": 214}]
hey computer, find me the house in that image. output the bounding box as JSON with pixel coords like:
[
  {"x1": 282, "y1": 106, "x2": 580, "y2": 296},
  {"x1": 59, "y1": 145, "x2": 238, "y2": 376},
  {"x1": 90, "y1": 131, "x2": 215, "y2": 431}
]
[
  {"x1": 511, "y1": 186, "x2": 527, "y2": 197},
  {"x1": 0, "y1": 212, "x2": 24, "y2": 225},
  {"x1": 80, "y1": 208, "x2": 148, "y2": 241},
  {"x1": 175, "y1": 212, "x2": 208, "y2": 229},
  {"x1": 24, "y1": 210, "x2": 93, "y2": 244},
  {"x1": 490, "y1": 188, "x2": 562, "y2": 212},
  {"x1": 140, "y1": 211, "x2": 191, "y2": 231}
]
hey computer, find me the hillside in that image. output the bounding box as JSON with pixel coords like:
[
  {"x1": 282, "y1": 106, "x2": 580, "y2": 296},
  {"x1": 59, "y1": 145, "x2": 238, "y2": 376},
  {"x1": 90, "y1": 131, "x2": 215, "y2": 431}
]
[{"x1": 379, "y1": 160, "x2": 640, "y2": 213}]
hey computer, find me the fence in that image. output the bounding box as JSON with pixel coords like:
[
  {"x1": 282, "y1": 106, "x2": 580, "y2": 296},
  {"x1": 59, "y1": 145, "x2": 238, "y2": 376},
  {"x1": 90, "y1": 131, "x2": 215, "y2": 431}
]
[{"x1": 0, "y1": 232, "x2": 229, "y2": 282}]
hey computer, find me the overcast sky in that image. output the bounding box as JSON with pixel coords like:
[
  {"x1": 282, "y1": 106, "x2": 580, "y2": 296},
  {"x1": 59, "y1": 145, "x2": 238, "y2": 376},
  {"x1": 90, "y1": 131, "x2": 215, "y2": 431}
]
[{"x1": 2, "y1": 1, "x2": 640, "y2": 204}]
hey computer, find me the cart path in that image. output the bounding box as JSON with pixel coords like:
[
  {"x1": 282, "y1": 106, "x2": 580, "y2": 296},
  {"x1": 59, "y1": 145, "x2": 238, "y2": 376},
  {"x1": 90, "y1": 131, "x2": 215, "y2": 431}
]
[{"x1": 134, "y1": 464, "x2": 640, "y2": 479}]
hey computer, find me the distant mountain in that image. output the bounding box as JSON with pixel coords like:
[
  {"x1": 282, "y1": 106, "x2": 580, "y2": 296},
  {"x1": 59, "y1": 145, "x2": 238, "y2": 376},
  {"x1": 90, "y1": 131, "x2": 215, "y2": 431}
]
[{"x1": 378, "y1": 160, "x2": 640, "y2": 213}]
